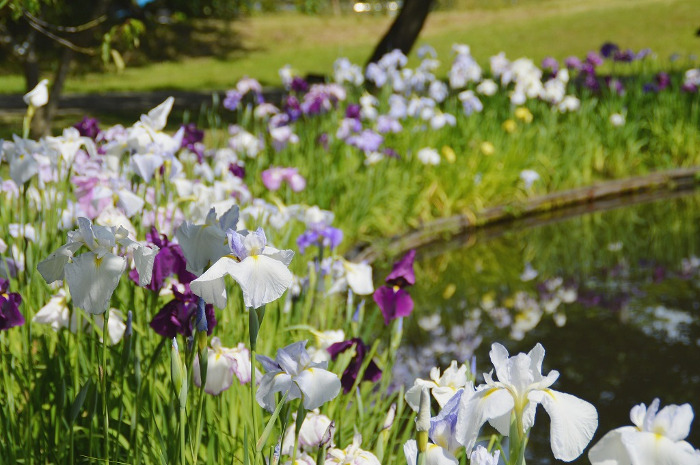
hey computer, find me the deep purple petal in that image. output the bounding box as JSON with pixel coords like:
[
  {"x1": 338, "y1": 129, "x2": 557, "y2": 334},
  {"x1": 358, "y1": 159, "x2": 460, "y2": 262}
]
[
  {"x1": 373, "y1": 286, "x2": 414, "y2": 325},
  {"x1": 0, "y1": 293, "x2": 24, "y2": 330},
  {"x1": 327, "y1": 339, "x2": 356, "y2": 358},
  {"x1": 385, "y1": 249, "x2": 416, "y2": 287}
]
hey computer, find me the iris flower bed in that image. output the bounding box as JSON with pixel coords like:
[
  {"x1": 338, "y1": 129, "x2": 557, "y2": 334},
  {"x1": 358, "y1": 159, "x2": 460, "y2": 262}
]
[{"x1": 1, "y1": 42, "x2": 699, "y2": 464}]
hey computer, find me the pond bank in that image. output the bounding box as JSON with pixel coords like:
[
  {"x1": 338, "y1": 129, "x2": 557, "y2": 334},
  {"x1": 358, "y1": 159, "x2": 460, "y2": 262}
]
[{"x1": 352, "y1": 166, "x2": 700, "y2": 262}]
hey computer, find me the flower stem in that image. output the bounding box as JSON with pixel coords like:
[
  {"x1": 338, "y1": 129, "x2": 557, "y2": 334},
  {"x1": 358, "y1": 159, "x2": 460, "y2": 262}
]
[{"x1": 101, "y1": 310, "x2": 110, "y2": 465}]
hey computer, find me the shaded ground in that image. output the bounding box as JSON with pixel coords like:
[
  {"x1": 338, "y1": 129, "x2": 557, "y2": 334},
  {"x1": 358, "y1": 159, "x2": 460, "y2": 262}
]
[{"x1": 0, "y1": 90, "x2": 225, "y2": 117}]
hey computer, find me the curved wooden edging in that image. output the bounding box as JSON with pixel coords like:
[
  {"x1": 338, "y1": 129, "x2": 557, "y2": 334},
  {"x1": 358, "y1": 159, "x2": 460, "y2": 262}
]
[{"x1": 350, "y1": 167, "x2": 700, "y2": 263}]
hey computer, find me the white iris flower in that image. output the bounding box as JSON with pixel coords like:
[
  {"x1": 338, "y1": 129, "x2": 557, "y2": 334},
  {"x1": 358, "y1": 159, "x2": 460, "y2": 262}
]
[
  {"x1": 256, "y1": 341, "x2": 340, "y2": 412},
  {"x1": 455, "y1": 343, "x2": 598, "y2": 462},
  {"x1": 190, "y1": 226, "x2": 294, "y2": 309},
  {"x1": 38, "y1": 217, "x2": 158, "y2": 314},
  {"x1": 588, "y1": 398, "x2": 700, "y2": 465}
]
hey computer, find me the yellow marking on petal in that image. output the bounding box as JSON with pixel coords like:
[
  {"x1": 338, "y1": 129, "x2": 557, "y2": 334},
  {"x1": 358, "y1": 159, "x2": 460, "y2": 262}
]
[
  {"x1": 1, "y1": 293, "x2": 8, "y2": 299},
  {"x1": 482, "y1": 387, "x2": 501, "y2": 399},
  {"x1": 94, "y1": 256, "x2": 103, "y2": 267},
  {"x1": 393, "y1": 285, "x2": 400, "y2": 292}
]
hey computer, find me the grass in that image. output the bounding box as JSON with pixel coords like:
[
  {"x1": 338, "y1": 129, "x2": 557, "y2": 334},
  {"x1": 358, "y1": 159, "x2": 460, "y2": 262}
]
[{"x1": 0, "y1": 0, "x2": 698, "y2": 93}]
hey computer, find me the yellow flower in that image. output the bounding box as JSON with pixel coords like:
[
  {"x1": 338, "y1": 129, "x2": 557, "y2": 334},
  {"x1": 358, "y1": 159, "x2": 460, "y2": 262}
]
[
  {"x1": 502, "y1": 119, "x2": 517, "y2": 133},
  {"x1": 515, "y1": 107, "x2": 533, "y2": 123},
  {"x1": 442, "y1": 146, "x2": 456, "y2": 163},
  {"x1": 480, "y1": 141, "x2": 495, "y2": 156}
]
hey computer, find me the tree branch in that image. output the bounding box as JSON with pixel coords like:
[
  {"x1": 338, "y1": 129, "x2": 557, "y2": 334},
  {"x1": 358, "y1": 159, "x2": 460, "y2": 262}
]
[
  {"x1": 22, "y1": 12, "x2": 96, "y2": 55},
  {"x1": 22, "y1": 9, "x2": 107, "y2": 33}
]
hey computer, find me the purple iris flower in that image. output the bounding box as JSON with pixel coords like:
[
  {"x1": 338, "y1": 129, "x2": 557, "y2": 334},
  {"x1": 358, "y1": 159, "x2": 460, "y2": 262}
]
[
  {"x1": 376, "y1": 115, "x2": 402, "y2": 134},
  {"x1": 73, "y1": 116, "x2": 101, "y2": 139},
  {"x1": 0, "y1": 278, "x2": 24, "y2": 331},
  {"x1": 180, "y1": 123, "x2": 205, "y2": 163},
  {"x1": 373, "y1": 250, "x2": 417, "y2": 324},
  {"x1": 605, "y1": 77, "x2": 625, "y2": 95},
  {"x1": 129, "y1": 228, "x2": 196, "y2": 292},
  {"x1": 613, "y1": 49, "x2": 636, "y2": 63},
  {"x1": 317, "y1": 133, "x2": 329, "y2": 151},
  {"x1": 682, "y1": 82, "x2": 698, "y2": 93},
  {"x1": 284, "y1": 96, "x2": 303, "y2": 122},
  {"x1": 290, "y1": 76, "x2": 309, "y2": 93},
  {"x1": 564, "y1": 56, "x2": 582, "y2": 70},
  {"x1": 228, "y1": 162, "x2": 246, "y2": 179},
  {"x1": 297, "y1": 227, "x2": 343, "y2": 254},
  {"x1": 637, "y1": 48, "x2": 653, "y2": 59},
  {"x1": 345, "y1": 104, "x2": 362, "y2": 120},
  {"x1": 586, "y1": 52, "x2": 604, "y2": 67},
  {"x1": 346, "y1": 129, "x2": 383, "y2": 153},
  {"x1": 430, "y1": 390, "x2": 462, "y2": 452},
  {"x1": 383, "y1": 147, "x2": 400, "y2": 159},
  {"x1": 223, "y1": 90, "x2": 243, "y2": 111},
  {"x1": 656, "y1": 72, "x2": 671, "y2": 91},
  {"x1": 600, "y1": 42, "x2": 619, "y2": 59},
  {"x1": 541, "y1": 56, "x2": 559, "y2": 73},
  {"x1": 386, "y1": 250, "x2": 416, "y2": 287},
  {"x1": 261, "y1": 167, "x2": 306, "y2": 192},
  {"x1": 0, "y1": 257, "x2": 20, "y2": 279},
  {"x1": 373, "y1": 286, "x2": 414, "y2": 324},
  {"x1": 150, "y1": 284, "x2": 216, "y2": 338},
  {"x1": 327, "y1": 337, "x2": 382, "y2": 393}
]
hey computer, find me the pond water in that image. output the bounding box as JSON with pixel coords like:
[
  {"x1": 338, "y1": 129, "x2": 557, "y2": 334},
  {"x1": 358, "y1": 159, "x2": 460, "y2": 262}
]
[{"x1": 398, "y1": 189, "x2": 700, "y2": 463}]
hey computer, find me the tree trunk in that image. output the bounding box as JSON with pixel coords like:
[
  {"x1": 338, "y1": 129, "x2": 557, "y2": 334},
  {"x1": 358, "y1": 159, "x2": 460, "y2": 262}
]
[
  {"x1": 365, "y1": 0, "x2": 435, "y2": 66},
  {"x1": 32, "y1": 48, "x2": 74, "y2": 137},
  {"x1": 23, "y1": 29, "x2": 40, "y2": 91}
]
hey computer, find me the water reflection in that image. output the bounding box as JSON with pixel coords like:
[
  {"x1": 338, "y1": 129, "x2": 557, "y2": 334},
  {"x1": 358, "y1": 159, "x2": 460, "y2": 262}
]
[{"x1": 400, "y1": 189, "x2": 700, "y2": 463}]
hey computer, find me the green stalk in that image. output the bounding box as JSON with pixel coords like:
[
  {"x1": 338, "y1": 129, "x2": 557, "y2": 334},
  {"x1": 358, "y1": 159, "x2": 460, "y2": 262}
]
[
  {"x1": 180, "y1": 401, "x2": 187, "y2": 465},
  {"x1": 102, "y1": 310, "x2": 110, "y2": 465}
]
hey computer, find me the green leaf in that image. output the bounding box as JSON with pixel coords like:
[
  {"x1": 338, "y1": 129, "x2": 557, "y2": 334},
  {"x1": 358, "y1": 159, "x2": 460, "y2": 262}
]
[
  {"x1": 256, "y1": 391, "x2": 288, "y2": 452},
  {"x1": 68, "y1": 379, "x2": 92, "y2": 425},
  {"x1": 110, "y1": 49, "x2": 125, "y2": 73}
]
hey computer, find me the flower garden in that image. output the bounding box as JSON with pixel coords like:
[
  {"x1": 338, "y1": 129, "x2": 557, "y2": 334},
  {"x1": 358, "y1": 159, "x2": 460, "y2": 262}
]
[{"x1": 1, "y1": 39, "x2": 700, "y2": 465}]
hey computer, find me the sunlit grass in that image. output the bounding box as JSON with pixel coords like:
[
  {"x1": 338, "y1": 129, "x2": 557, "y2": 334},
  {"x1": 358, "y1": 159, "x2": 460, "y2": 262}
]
[{"x1": 0, "y1": 0, "x2": 697, "y2": 94}]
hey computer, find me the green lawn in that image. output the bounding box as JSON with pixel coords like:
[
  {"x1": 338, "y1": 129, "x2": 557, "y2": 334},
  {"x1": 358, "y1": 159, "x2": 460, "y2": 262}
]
[{"x1": 0, "y1": 0, "x2": 698, "y2": 94}]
